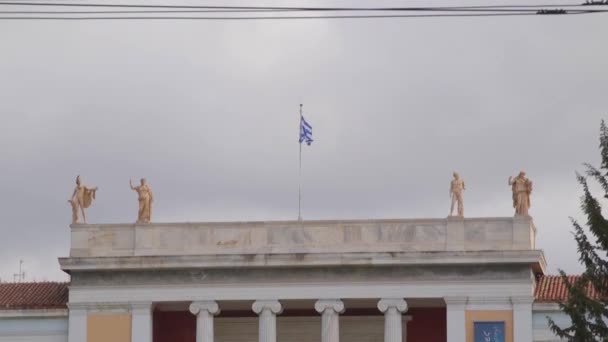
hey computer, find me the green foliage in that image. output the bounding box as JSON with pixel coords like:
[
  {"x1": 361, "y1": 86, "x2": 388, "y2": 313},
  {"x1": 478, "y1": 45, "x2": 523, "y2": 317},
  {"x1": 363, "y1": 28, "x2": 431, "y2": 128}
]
[{"x1": 549, "y1": 121, "x2": 608, "y2": 341}]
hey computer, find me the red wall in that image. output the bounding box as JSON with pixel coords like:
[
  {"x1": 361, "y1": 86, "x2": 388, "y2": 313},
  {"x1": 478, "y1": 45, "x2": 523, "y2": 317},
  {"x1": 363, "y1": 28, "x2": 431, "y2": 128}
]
[
  {"x1": 154, "y1": 307, "x2": 446, "y2": 342},
  {"x1": 407, "y1": 307, "x2": 447, "y2": 342},
  {"x1": 153, "y1": 311, "x2": 195, "y2": 342}
]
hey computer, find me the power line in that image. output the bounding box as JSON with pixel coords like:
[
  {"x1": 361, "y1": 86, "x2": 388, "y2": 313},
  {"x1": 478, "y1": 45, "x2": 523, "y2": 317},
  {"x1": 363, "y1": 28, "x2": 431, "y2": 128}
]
[
  {"x1": 444, "y1": 2, "x2": 607, "y2": 8},
  {"x1": 3, "y1": 11, "x2": 607, "y2": 20},
  {"x1": 0, "y1": 1, "x2": 605, "y2": 10},
  {"x1": 0, "y1": 7, "x2": 598, "y2": 14},
  {"x1": 1, "y1": 1, "x2": 607, "y2": 20},
  {"x1": 1, "y1": 1, "x2": 346, "y2": 9},
  {"x1": 0, "y1": 9, "x2": 308, "y2": 14}
]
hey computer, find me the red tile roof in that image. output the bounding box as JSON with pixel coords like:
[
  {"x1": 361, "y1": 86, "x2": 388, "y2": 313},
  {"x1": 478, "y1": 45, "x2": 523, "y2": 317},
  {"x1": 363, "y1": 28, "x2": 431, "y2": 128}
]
[
  {"x1": 0, "y1": 282, "x2": 69, "y2": 310},
  {"x1": 535, "y1": 275, "x2": 599, "y2": 303}
]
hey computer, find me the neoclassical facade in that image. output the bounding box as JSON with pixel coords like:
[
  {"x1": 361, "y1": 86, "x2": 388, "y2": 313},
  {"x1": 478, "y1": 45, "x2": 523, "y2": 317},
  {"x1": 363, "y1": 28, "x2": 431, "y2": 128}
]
[
  {"x1": 59, "y1": 216, "x2": 543, "y2": 342},
  {"x1": 0, "y1": 216, "x2": 576, "y2": 342}
]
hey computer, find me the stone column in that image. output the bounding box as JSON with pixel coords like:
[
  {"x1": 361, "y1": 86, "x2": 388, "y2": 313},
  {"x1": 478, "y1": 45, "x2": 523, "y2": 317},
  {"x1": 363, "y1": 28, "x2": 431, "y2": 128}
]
[
  {"x1": 190, "y1": 301, "x2": 221, "y2": 342},
  {"x1": 377, "y1": 298, "x2": 408, "y2": 342},
  {"x1": 252, "y1": 300, "x2": 283, "y2": 342},
  {"x1": 131, "y1": 302, "x2": 154, "y2": 342},
  {"x1": 315, "y1": 299, "x2": 345, "y2": 342},
  {"x1": 67, "y1": 304, "x2": 87, "y2": 342},
  {"x1": 444, "y1": 297, "x2": 467, "y2": 342},
  {"x1": 512, "y1": 296, "x2": 534, "y2": 342}
]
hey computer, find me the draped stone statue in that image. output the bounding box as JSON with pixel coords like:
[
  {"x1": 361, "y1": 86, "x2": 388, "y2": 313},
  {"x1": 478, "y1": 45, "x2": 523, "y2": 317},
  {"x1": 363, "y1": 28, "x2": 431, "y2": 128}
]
[
  {"x1": 68, "y1": 175, "x2": 98, "y2": 224},
  {"x1": 449, "y1": 172, "x2": 466, "y2": 217},
  {"x1": 508, "y1": 171, "x2": 533, "y2": 216},
  {"x1": 130, "y1": 178, "x2": 153, "y2": 223}
]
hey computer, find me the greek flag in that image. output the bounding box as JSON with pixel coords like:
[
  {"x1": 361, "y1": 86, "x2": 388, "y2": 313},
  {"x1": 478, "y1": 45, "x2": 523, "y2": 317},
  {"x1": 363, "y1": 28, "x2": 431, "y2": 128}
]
[{"x1": 299, "y1": 115, "x2": 313, "y2": 145}]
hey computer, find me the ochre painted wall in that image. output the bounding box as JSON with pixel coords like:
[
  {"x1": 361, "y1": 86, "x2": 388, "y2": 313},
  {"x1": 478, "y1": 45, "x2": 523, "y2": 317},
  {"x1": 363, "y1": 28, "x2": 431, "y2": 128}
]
[
  {"x1": 407, "y1": 307, "x2": 447, "y2": 342},
  {"x1": 87, "y1": 314, "x2": 131, "y2": 342},
  {"x1": 465, "y1": 310, "x2": 513, "y2": 342}
]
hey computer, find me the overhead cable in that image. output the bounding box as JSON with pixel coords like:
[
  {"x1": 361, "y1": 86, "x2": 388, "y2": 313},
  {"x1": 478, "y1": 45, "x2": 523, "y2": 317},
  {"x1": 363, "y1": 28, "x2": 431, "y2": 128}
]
[
  {"x1": 0, "y1": 1, "x2": 607, "y2": 20},
  {"x1": 0, "y1": 1, "x2": 605, "y2": 11},
  {"x1": 3, "y1": 12, "x2": 608, "y2": 20}
]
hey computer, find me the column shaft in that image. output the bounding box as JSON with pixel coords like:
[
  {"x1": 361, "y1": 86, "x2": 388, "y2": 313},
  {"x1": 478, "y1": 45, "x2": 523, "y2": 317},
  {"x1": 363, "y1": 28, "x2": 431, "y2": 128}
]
[
  {"x1": 259, "y1": 310, "x2": 277, "y2": 342},
  {"x1": 321, "y1": 310, "x2": 340, "y2": 342},
  {"x1": 384, "y1": 308, "x2": 402, "y2": 342},
  {"x1": 198, "y1": 311, "x2": 213, "y2": 342}
]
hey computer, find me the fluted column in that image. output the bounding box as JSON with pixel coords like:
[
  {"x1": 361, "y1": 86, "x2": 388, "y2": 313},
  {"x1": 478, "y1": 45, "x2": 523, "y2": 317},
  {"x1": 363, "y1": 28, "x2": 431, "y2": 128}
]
[
  {"x1": 189, "y1": 301, "x2": 220, "y2": 342},
  {"x1": 315, "y1": 299, "x2": 345, "y2": 342},
  {"x1": 252, "y1": 300, "x2": 283, "y2": 342},
  {"x1": 378, "y1": 298, "x2": 408, "y2": 342}
]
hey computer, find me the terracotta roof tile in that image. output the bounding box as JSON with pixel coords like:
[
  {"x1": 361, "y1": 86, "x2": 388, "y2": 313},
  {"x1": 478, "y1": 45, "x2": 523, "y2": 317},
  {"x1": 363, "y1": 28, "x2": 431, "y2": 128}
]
[
  {"x1": 0, "y1": 282, "x2": 69, "y2": 310},
  {"x1": 535, "y1": 275, "x2": 599, "y2": 303}
]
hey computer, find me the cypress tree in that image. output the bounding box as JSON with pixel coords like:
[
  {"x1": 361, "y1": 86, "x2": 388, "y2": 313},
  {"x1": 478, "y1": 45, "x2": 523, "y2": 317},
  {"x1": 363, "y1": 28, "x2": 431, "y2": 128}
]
[{"x1": 549, "y1": 121, "x2": 608, "y2": 341}]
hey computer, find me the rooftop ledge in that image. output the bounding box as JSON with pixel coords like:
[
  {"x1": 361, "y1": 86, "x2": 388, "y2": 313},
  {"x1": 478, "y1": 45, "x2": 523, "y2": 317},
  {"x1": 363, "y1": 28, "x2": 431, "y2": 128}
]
[{"x1": 60, "y1": 216, "x2": 545, "y2": 273}]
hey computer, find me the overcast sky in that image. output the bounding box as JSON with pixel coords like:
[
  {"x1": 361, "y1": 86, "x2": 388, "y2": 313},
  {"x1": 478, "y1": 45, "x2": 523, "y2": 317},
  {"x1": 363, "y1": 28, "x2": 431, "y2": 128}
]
[{"x1": 0, "y1": 0, "x2": 607, "y2": 282}]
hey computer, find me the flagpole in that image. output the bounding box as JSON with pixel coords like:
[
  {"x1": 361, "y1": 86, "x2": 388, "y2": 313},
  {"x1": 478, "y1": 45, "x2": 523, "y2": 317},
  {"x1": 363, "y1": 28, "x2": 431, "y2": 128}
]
[{"x1": 298, "y1": 103, "x2": 303, "y2": 221}]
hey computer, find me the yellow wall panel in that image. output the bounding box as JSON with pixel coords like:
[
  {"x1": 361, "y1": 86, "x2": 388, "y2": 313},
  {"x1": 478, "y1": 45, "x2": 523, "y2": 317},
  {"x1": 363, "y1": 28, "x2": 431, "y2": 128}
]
[
  {"x1": 465, "y1": 310, "x2": 513, "y2": 342},
  {"x1": 87, "y1": 314, "x2": 131, "y2": 342}
]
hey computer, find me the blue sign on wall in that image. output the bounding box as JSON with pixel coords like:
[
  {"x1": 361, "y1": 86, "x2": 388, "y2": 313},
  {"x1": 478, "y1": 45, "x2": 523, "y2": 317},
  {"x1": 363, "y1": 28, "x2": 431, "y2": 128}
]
[{"x1": 474, "y1": 321, "x2": 505, "y2": 342}]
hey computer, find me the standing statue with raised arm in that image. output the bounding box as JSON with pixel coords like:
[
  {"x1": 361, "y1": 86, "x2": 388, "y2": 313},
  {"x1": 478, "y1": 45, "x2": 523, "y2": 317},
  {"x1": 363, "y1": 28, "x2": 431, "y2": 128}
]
[
  {"x1": 130, "y1": 178, "x2": 153, "y2": 223},
  {"x1": 449, "y1": 172, "x2": 466, "y2": 217},
  {"x1": 68, "y1": 175, "x2": 98, "y2": 224},
  {"x1": 508, "y1": 171, "x2": 533, "y2": 216}
]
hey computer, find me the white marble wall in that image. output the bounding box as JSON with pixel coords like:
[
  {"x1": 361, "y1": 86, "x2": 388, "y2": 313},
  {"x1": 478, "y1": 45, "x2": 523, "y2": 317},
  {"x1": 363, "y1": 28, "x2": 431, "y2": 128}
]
[{"x1": 69, "y1": 217, "x2": 536, "y2": 258}]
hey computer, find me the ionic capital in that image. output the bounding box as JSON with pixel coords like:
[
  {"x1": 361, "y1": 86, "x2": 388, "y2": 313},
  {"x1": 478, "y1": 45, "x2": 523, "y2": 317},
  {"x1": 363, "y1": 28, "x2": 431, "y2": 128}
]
[
  {"x1": 189, "y1": 301, "x2": 220, "y2": 316},
  {"x1": 314, "y1": 299, "x2": 345, "y2": 314},
  {"x1": 252, "y1": 300, "x2": 283, "y2": 315},
  {"x1": 377, "y1": 298, "x2": 408, "y2": 313}
]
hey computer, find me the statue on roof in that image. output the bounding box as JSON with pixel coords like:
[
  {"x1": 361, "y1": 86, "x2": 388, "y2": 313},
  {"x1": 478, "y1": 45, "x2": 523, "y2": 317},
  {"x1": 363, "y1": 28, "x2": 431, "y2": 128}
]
[
  {"x1": 68, "y1": 175, "x2": 98, "y2": 224},
  {"x1": 508, "y1": 171, "x2": 533, "y2": 216},
  {"x1": 449, "y1": 172, "x2": 466, "y2": 217},
  {"x1": 130, "y1": 178, "x2": 153, "y2": 223}
]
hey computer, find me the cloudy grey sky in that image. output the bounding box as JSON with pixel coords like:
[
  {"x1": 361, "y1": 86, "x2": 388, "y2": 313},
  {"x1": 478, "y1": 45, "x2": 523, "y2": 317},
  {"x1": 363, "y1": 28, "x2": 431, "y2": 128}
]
[{"x1": 0, "y1": 0, "x2": 607, "y2": 282}]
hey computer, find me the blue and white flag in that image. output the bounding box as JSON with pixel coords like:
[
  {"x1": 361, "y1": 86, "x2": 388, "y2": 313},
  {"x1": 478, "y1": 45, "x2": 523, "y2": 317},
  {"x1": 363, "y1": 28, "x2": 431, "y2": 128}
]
[{"x1": 299, "y1": 115, "x2": 313, "y2": 146}]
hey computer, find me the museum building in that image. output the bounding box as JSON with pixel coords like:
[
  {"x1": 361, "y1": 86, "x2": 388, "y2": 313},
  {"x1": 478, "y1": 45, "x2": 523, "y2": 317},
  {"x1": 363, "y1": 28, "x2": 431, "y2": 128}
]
[{"x1": 0, "y1": 217, "x2": 580, "y2": 342}]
